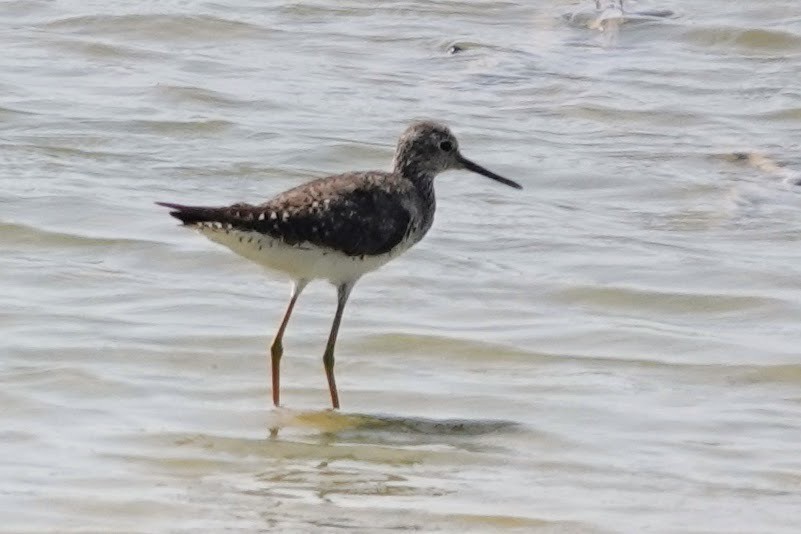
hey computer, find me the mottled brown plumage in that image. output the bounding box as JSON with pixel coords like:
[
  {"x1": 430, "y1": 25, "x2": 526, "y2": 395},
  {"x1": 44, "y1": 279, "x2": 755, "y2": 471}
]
[{"x1": 159, "y1": 172, "x2": 420, "y2": 257}]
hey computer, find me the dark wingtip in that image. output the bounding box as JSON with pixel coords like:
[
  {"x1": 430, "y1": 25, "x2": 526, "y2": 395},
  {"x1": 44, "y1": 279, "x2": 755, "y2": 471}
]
[
  {"x1": 155, "y1": 201, "x2": 205, "y2": 225},
  {"x1": 155, "y1": 201, "x2": 183, "y2": 209}
]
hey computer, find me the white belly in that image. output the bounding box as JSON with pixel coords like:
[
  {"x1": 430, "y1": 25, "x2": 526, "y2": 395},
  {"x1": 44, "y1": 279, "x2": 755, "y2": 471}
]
[{"x1": 198, "y1": 226, "x2": 409, "y2": 284}]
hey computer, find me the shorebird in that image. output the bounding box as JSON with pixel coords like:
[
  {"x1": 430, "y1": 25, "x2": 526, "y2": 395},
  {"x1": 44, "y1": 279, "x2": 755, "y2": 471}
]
[{"x1": 157, "y1": 121, "x2": 521, "y2": 409}]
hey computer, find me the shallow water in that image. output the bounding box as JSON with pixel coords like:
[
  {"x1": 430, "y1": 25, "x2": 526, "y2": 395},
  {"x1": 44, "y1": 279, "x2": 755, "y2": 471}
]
[{"x1": 2, "y1": 0, "x2": 801, "y2": 532}]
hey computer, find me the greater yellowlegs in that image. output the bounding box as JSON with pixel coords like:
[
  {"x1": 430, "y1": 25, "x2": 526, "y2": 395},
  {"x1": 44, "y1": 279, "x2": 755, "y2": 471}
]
[{"x1": 157, "y1": 121, "x2": 521, "y2": 409}]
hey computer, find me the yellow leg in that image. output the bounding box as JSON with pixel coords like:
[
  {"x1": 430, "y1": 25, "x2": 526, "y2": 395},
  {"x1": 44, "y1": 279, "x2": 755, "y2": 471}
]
[
  {"x1": 270, "y1": 280, "x2": 307, "y2": 407},
  {"x1": 322, "y1": 281, "x2": 355, "y2": 410}
]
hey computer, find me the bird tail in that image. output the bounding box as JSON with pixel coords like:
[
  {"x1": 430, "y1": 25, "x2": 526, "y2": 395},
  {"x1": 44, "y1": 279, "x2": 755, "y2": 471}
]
[{"x1": 155, "y1": 202, "x2": 224, "y2": 226}]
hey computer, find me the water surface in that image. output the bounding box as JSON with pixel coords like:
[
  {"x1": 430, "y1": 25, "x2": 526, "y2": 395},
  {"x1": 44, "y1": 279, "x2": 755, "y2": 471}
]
[{"x1": 2, "y1": 0, "x2": 801, "y2": 532}]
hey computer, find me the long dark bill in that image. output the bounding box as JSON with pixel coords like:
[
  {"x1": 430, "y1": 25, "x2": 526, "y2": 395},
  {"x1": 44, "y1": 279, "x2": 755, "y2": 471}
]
[{"x1": 457, "y1": 154, "x2": 522, "y2": 189}]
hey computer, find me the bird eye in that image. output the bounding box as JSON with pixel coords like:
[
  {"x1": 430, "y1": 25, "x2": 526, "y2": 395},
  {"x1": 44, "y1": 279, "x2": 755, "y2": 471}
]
[{"x1": 439, "y1": 140, "x2": 453, "y2": 152}]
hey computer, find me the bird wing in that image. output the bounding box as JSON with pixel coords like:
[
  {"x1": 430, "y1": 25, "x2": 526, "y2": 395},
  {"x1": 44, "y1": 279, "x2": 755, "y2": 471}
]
[{"x1": 157, "y1": 172, "x2": 414, "y2": 257}]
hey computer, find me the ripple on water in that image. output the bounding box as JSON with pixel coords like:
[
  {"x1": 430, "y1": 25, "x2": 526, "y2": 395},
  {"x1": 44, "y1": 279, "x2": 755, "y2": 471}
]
[
  {"x1": 736, "y1": 364, "x2": 801, "y2": 385},
  {"x1": 44, "y1": 36, "x2": 173, "y2": 62},
  {"x1": 153, "y1": 84, "x2": 254, "y2": 109},
  {"x1": 4, "y1": 1, "x2": 801, "y2": 532},
  {"x1": 554, "y1": 284, "x2": 783, "y2": 315},
  {"x1": 0, "y1": 221, "x2": 159, "y2": 249},
  {"x1": 113, "y1": 429, "x2": 482, "y2": 468},
  {"x1": 87, "y1": 118, "x2": 236, "y2": 136},
  {"x1": 41, "y1": 14, "x2": 272, "y2": 41},
  {"x1": 682, "y1": 25, "x2": 801, "y2": 52},
  {"x1": 299, "y1": 411, "x2": 520, "y2": 435}
]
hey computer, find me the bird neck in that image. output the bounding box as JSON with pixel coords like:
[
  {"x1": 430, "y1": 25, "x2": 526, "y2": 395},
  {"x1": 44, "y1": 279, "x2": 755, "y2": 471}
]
[
  {"x1": 391, "y1": 152, "x2": 437, "y2": 213},
  {"x1": 401, "y1": 168, "x2": 436, "y2": 203},
  {"x1": 392, "y1": 147, "x2": 438, "y2": 182},
  {"x1": 413, "y1": 172, "x2": 436, "y2": 228}
]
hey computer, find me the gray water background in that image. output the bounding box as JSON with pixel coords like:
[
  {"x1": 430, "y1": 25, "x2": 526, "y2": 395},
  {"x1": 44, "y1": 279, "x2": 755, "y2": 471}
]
[{"x1": 2, "y1": 1, "x2": 801, "y2": 532}]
